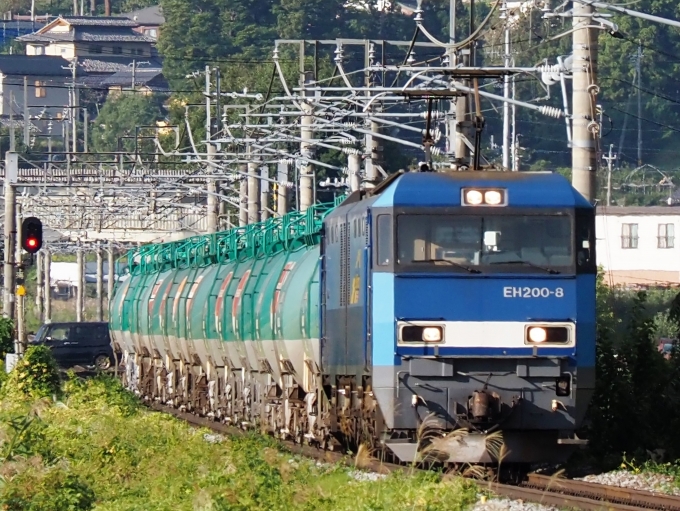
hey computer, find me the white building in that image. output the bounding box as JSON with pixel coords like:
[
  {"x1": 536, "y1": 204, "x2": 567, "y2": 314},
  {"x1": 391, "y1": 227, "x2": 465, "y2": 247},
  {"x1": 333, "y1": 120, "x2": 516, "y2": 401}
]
[{"x1": 597, "y1": 206, "x2": 680, "y2": 286}]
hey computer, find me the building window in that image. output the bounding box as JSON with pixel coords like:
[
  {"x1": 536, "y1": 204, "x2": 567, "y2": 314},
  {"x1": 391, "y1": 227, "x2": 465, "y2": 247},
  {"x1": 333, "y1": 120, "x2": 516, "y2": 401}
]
[
  {"x1": 144, "y1": 28, "x2": 157, "y2": 38},
  {"x1": 35, "y1": 46, "x2": 44, "y2": 55},
  {"x1": 113, "y1": 46, "x2": 123, "y2": 54},
  {"x1": 658, "y1": 223, "x2": 675, "y2": 248},
  {"x1": 34, "y1": 81, "x2": 46, "y2": 98},
  {"x1": 621, "y1": 223, "x2": 639, "y2": 249},
  {"x1": 89, "y1": 45, "x2": 102, "y2": 54}
]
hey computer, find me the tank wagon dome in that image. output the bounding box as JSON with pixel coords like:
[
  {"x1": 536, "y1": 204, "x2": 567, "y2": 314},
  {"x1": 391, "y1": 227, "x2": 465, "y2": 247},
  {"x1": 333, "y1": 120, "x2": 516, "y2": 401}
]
[{"x1": 372, "y1": 171, "x2": 592, "y2": 209}]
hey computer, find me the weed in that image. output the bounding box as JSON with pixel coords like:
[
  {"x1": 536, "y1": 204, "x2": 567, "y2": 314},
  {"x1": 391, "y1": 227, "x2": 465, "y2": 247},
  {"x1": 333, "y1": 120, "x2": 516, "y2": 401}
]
[
  {"x1": 0, "y1": 376, "x2": 478, "y2": 510},
  {"x1": 3, "y1": 346, "x2": 61, "y2": 400}
]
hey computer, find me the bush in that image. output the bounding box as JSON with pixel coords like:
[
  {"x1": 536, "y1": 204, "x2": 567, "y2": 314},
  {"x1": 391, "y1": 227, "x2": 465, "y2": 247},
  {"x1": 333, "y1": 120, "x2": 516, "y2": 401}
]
[
  {"x1": 1, "y1": 468, "x2": 95, "y2": 511},
  {"x1": 0, "y1": 317, "x2": 14, "y2": 359},
  {"x1": 585, "y1": 276, "x2": 680, "y2": 467},
  {"x1": 4, "y1": 345, "x2": 61, "y2": 399}
]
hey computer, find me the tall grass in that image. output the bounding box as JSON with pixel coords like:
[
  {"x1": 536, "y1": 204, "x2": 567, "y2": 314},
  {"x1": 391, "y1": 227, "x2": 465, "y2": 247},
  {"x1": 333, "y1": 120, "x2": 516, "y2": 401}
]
[{"x1": 0, "y1": 374, "x2": 479, "y2": 511}]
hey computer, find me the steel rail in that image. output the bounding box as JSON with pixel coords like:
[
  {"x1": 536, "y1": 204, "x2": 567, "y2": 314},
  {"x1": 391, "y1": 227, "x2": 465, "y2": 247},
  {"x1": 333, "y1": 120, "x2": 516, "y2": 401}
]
[{"x1": 525, "y1": 473, "x2": 680, "y2": 510}]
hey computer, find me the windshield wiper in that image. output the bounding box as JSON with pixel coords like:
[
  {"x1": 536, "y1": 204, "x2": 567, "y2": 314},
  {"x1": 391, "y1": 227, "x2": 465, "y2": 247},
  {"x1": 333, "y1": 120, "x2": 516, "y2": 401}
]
[
  {"x1": 411, "y1": 259, "x2": 481, "y2": 274},
  {"x1": 489, "y1": 260, "x2": 560, "y2": 274}
]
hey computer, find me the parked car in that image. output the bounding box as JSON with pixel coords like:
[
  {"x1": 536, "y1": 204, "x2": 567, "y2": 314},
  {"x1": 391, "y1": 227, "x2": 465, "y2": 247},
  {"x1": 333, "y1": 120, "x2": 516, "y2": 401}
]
[{"x1": 30, "y1": 322, "x2": 114, "y2": 370}]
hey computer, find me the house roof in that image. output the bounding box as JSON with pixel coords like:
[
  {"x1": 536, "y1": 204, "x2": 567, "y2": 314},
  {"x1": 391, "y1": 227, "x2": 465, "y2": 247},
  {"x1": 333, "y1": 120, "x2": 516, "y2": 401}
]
[
  {"x1": 597, "y1": 206, "x2": 680, "y2": 216},
  {"x1": 17, "y1": 15, "x2": 155, "y2": 44},
  {"x1": 123, "y1": 5, "x2": 165, "y2": 26},
  {"x1": 0, "y1": 55, "x2": 73, "y2": 76},
  {"x1": 77, "y1": 56, "x2": 163, "y2": 74},
  {"x1": 54, "y1": 16, "x2": 138, "y2": 27},
  {"x1": 0, "y1": 117, "x2": 40, "y2": 133},
  {"x1": 18, "y1": 27, "x2": 154, "y2": 44},
  {"x1": 100, "y1": 67, "x2": 168, "y2": 88}
]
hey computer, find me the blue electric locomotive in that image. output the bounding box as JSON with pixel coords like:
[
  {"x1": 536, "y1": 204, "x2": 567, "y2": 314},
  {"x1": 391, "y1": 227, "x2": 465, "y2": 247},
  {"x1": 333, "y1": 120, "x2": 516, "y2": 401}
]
[{"x1": 322, "y1": 170, "x2": 595, "y2": 463}]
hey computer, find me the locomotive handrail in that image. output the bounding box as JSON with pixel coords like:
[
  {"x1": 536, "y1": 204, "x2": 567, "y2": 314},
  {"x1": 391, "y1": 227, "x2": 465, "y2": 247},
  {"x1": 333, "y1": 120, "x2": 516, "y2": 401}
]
[{"x1": 126, "y1": 198, "x2": 343, "y2": 275}]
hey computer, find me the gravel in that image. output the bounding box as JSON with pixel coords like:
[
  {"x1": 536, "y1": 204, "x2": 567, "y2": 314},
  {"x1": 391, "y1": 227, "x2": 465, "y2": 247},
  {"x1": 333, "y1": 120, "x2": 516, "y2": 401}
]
[
  {"x1": 469, "y1": 496, "x2": 559, "y2": 511},
  {"x1": 577, "y1": 470, "x2": 680, "y2": 496},
  {"x1": 347, "y1": 469, "x2": 387, "y2": 482}
]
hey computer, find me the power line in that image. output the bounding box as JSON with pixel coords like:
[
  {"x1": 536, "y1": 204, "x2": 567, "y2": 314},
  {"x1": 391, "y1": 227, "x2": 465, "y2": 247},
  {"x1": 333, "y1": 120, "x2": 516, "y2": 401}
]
[{"x1": 609, "y1": 106, "x2": 680, "y2": 134}]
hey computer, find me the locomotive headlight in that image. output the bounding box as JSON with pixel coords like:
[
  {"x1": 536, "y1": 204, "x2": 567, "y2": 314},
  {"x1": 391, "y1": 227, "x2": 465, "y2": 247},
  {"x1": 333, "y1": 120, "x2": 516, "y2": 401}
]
[
  {"x1": 465, "y1": 190, "x2": 483, "y2": 205},
  {"x1": 528, "y1": 327, "x2": 547, "y2": 343},
  {"x1": 525, "y1": 325, "x2": 571, "y2": 345},
  {"x1": 484, "y1": 190, "x2": 502, "y2": 205},
  {"x1": 422, "y1": 327, "x2": 443, "y2": 342},
  {"x1": 399, "y1": 324, "x2": 444, "y2": 344},
  {"x1": 462, "y1": 188, "x2": 507, "y2": 206}
]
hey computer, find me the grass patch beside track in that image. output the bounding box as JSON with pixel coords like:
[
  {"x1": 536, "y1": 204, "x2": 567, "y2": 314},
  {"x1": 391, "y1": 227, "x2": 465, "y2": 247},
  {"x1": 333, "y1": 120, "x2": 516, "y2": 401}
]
[{"x1": 0, "y1": 374, "x2": 479, "y2": 511}]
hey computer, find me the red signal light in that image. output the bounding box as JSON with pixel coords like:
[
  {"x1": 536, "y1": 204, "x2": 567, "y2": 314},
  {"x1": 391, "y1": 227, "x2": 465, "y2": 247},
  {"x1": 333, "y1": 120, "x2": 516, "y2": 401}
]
[{"x1": 27, "y1": 238, "x2": 37, "y2": 248}]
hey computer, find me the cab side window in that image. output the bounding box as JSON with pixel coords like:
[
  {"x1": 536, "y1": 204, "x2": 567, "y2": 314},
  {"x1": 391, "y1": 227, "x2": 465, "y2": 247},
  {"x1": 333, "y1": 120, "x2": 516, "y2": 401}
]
[{"x1": 48, "y1": 327, "x2": 70, "y2": 342}]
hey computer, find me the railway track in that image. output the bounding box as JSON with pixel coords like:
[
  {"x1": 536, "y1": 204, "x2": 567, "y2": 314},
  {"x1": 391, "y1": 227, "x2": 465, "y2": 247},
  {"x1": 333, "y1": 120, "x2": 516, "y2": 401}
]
[
  {"x1": 147, "y1": 402, "x2": 680, "y2": 510},
  {"x1": 518, "y1": 473, "x2": 680, "y2": 510}
]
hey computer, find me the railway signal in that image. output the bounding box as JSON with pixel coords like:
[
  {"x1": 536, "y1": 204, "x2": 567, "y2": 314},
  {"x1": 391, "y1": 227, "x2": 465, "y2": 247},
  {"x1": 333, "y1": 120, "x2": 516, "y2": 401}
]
[{"x1": 21, "y1": 217, "x2": 42, "y2": 254}]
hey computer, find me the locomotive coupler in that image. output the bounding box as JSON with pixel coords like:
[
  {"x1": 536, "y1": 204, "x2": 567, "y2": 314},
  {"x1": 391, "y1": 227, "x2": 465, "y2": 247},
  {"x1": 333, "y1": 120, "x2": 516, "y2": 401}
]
[{"x1": 469, "y1": 389, "x2": 501, "y2": 420}]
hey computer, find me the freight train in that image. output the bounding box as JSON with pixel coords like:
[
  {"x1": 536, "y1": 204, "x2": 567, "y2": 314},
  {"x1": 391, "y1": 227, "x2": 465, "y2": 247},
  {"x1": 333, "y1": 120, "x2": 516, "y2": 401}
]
[{"x1": 110, "y1": 170, "x2": 596, "y2": 464}]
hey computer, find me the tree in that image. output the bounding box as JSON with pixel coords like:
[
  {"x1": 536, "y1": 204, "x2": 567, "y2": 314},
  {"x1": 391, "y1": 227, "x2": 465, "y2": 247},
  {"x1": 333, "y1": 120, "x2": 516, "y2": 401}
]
[{"x1": 91, "y1": 93, "x2": 163, "y2": 157}]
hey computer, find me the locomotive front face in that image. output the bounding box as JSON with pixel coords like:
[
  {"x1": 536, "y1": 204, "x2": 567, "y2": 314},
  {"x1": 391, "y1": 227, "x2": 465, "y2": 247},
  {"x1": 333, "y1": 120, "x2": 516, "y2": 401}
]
[{"x1": 369, "y1": 174, "x2": 596, "y2": 464}]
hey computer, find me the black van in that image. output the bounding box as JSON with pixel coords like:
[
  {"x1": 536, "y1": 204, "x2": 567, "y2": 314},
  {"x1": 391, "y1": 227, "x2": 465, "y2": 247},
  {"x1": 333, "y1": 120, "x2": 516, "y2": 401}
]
[{"x1": 30, "y1": 322, "x2": 115, "y2": 370}]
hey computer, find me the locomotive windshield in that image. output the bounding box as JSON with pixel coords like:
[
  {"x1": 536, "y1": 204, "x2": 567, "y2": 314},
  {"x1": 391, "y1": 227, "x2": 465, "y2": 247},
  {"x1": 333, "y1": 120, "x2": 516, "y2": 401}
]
[{"x1": 396, "y1": 213, "x2": 578, "y2": 273}]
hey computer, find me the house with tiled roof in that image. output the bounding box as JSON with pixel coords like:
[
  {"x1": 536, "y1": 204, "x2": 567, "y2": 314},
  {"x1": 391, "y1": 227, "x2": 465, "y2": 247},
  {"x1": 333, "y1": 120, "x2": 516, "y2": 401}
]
[
  {"x1": 17, "y1": 16, "x2": 161, "y2": 76},
  {"x1": 123, "y1": 5, "x2": 164, "y2": 40},
  {"x1": 101, "y1": 66, "x2": 169, "y2": 93},
  {"x1": 0, "y1": 55, "x2": 73, "y2": 128}
]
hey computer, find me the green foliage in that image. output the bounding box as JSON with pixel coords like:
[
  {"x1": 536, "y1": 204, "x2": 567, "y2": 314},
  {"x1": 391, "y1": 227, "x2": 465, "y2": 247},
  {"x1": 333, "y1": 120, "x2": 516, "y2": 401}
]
[
  {"x1": 0, "y1": 318, "x2": 14, "y2": 360},
  {"x1": 1, "y1": 469, "x2": 95, "y2": 511},
  {"x1": 586, "y1": 279, "x2": 680, "y2": 470},
  {"x1": 0, "y1": 376, "x2": 477, "y2": 510},
  {"x1": 91, "y1": 94, "x2": 164, "y2": 157},
  {"x1": 4, "y1": 346, "x2": 61, "y2": 400}
]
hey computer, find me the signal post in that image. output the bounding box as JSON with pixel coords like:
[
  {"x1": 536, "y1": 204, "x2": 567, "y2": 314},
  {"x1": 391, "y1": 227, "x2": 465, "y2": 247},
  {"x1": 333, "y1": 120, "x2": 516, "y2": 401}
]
[{"x1": 3, "y1": 152, "x2": 43, "y2": 358}]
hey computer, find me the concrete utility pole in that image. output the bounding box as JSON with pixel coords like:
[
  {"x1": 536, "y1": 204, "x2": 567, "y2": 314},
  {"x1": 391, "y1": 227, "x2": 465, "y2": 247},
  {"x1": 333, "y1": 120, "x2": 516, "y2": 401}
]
[
  {"x1": 277, "y1": 161, "x2": 288, "y2": 216},
  {"x1": 511, "y1": 74, "x2": 517, "y2": 171},
  {"x1": 299, "y1": 97, "x2": 314, "y2": 211},
  {"x1": 83, "y1": 108, "x2": 88, "y2": 153},
  {"x1": 23, "y1": 76, "x2": 29, "y2": 148},
  {"x1": 14, "y1": 202, "x2": 23, "y2": 352},
  {"x1": 9, "y1": 91, "x2": 15, "y2": 152},
  {"x1": 76, "y1": 248, "x2": 84, "y2": 322},
  {"x1": 43, "y1": 249, "x2": 51, "y2": 323},
  {"x1": 3, "y1": 152, "x2": 17, "y2": 319},
  {"x1": 571, "y1": 0, "x2": 598, "y2": 202},
  {"x1": 348, "y1": 153, "x2": 361, "y2": 192},
  {"x1": 260, "y1": 167, "x2": 269, "y2": 222},
  {"x1": 107, "y1": 241, "x2": 114, "y2": 305},
  {"x1": 636, "y1": 44, "x2": 642, "y2": 167},
  {"x1": 71, "y1": 58, "x2": 78, "y2": 155},
  {"x1": 205, "y1": 66, "x2": 211, "y2": 140},
  {"x1": 206, "y1": 144, "x2": 218, "y2": 232},
  {"x1": 603, "y1": 144, "x2": 617, "y2": 207},
  {"x1": 365, "y1": 121, "x2": 380, "y2": 187},
  {"x1": 239, "y1": 171, "x2": 248, "y2": 226},
  {"x1": 96, "y1": 243, "x2": 103, "y2": 321},
  {"x1": 502, "y1": 1, "x2": 511, "y2": 170},
  {"x1": 247, "y1": 159, "x2": 260, "y2": 224},
  {"x1": 35, "y1": 251, "x2": 43, "y2": 324},
  {"x1": 14, "y1": 203, "x2": 22, "y2": 280}
]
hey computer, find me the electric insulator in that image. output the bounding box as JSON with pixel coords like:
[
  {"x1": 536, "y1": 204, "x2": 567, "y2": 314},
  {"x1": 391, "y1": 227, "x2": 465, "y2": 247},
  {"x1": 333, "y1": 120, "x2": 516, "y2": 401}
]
[{"x1": 538, "y1": 106, "x2": 563, "y2": 119}]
